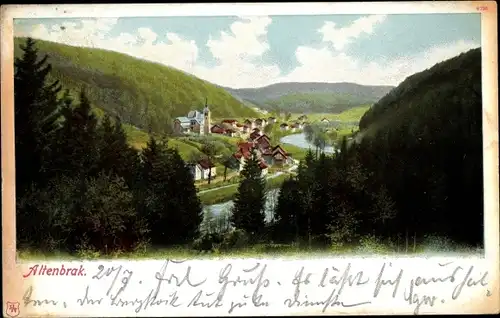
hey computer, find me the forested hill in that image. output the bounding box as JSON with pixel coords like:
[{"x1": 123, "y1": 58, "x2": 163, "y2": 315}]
[
  {"x1": 359, "y1": 47, "x2": 482, "y2": 132},
  {"x1": 221, "y1": 82, "x2": 391, "y2": 113},
  {"x1": 355, "y1": 47, "x2": 483, "y2": 245},
  {"x1": 13, "y1": 37, "x2": 260, "y2": 134},
  {"x1": 224, "y1": 82, "x2": 393, "y2": 104}
]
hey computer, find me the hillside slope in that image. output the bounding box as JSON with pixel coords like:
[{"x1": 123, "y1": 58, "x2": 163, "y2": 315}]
[
  {"x1": 356, "y1": 47, "x2": 483, "y2": 245},
  {"x1": 261, "y1": 92, "x2": 375, "y2": 113},
  {"x1": 14, "y1": 37, "x2": 260, "y2": 134},
  {"x1": 223, "y1": 82, "x2": 393, "y2": 111},
  {"x1": 359, "y1": 48, "x2": 481, "y2": 132}
]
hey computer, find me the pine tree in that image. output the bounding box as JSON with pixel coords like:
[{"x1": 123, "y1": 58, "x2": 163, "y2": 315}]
[
  {"x1": 136, "y1": 136, "x2": 202, "y2": 246},
  {"x1": 273, "y1": 177, "x2": 302, "y2": 242},
  {"x1": 52, "y1": 88, "x2": 100, "y2": 178},
  {"x1": 14, "y1": 37, "x2": 62, "y2": 195},
  {"x1": 135, "y1": 136, "x2": 171, "y2": 244},
  {"x1": 97, "y1": 115, "x2": 140, "y2": 188},
  {"x1": 231, "y1": 149, "x2": 266, "y2": 237},
  {"x1": 163, "y1": 147, "x2": 203, "y2": 244}
]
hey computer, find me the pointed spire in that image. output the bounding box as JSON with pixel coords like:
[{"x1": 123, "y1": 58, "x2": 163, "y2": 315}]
[{"x1": 205, "y1": 97, "x2": 208, "y2": 107}]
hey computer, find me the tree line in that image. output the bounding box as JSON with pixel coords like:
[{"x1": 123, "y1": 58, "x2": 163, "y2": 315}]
[{"x1": 16, "y1": 38, "x2": 204, "y2": 254}]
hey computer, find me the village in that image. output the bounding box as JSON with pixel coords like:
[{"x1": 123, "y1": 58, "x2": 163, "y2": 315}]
[{"x1": 172, "y1": 102, "x2": 310, "y2": 184}]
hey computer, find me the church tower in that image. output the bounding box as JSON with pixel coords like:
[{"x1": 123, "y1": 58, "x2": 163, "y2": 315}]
[{"x1": 203, "y1": 97, "x2": 211, "y2": 135}]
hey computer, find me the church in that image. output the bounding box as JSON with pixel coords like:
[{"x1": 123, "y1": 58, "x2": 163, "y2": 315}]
[{"x1": 173, "y1": 99, "x2": 211, "y2": 135}]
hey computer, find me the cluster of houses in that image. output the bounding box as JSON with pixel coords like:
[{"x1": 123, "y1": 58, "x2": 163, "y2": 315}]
[
  {"x1": 232, "y1": 130, "x2": 293, "y2": 177},
  {"x1": 173, "y1": 101, "x2": 311, "y2": 138},
  {"x1": 174, "y1": 103, "x2": 305, "y2": 181},
  {"x1": 210, "y1": 115, "x2": 308, "y2": 138},
  {"x1": 188, "y1": 129, "x2": 294, "y2": 181}
]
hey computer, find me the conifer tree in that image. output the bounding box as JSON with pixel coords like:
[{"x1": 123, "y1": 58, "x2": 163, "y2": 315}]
[
  {"x1": 273, "y1": 176, "x2": 302, "y2": 242},
  {"x1": 14, "y1": 37, "x2": 62, "y2": 195},
  {"x1": 231, "y1": 149, "x2": 266, "y2": 237},
  {"x1": 52, "y1": 88, "x2": 100, "y2": 178},
  {"x1": 162, "y1": 147, "x2": 203, "y2": 244},
  {"x1": 97, "y1": 115, "x2": 140, "y2": 188}
]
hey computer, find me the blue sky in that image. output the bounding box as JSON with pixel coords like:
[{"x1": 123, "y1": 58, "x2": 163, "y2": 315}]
[{"x1": 14, "y1": 14, "x2": 481, "y2": 88}]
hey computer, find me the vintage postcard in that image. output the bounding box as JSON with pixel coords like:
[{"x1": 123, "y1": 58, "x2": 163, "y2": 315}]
[{"x1": 1, "y1": 2, "x2": 499, "y2": 317}]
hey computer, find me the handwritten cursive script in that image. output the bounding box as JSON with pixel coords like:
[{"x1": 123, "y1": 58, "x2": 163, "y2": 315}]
[{"x1": 17, "y1": 259, "x2": 492, "y2": 316}]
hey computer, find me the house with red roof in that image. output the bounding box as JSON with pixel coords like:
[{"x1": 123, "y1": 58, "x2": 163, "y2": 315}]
[
  {"x1": 221, "y1": 119, "x2": 238, "y2": 128},
  {"x1": 261, "y1": 145, "x2": 290, "y2": 167},
  {"x1": 210, "y1": 124, "x2": 226, "y2": 135},
  {"x1": 189, "y1": 158, "x2": 217, "y2": 181},
  {"x1": 233, "y1": 142, "x2": 269, "y2": 176},
  {"x1": 249, "y1": 129, "x2": 262, "y2": 140},
  {"x1": 253, "y1": 134, "x2": 272, "y2": 152}
]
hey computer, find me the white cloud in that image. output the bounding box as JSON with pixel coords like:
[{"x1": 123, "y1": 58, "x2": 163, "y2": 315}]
[
  {"x1": 319, "y1": 15, "x2": 387, "y2": 51},
  {"x1": 278, "y1": 40, "x2": 479, "y2": 86},
  {"x1": 197, "y1": 16, "x2": 280, "y2": 88},
  {"x1": 15, "y1": 16, "x2": 479, "y2": 88}
]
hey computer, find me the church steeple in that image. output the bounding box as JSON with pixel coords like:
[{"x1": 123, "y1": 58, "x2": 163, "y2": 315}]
[{"x1": 203, "y1": 97, "x2": 211, "y2": 135}]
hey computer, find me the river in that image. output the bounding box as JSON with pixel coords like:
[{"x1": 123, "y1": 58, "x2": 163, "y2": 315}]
[
  {"x1": 280, "y1": 132, "x2": 336, "y2": 153},
  {"x1": 202, "y1": 189, "x2": 280, "y2": 229}
]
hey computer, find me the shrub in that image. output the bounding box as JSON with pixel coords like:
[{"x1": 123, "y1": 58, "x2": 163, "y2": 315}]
[{"x1": 221, "y1": 229, "x2": 250, "y2": 250}]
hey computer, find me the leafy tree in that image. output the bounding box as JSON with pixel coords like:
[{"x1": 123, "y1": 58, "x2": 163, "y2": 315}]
[
  {"x1": 221, "y1": 154, "x2": 236, "y2": 182},
  {"x1": 231, "y1": 149, "x2": 266, "y2": 238},
  {"x1": 200, "y1": 141, "x2": 216, "y2": 184},
  {"x1": 71, "y1": 172, "x2": 141, "y2": 254}
]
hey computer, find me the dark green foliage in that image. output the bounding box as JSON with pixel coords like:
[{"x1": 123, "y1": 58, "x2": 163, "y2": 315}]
[
  {"x1": 136, "y1": 136, "x2": 203, "y2": 246},
  {"x1": 358, "y1": 47, "x2": 483, "y2": 245},
  {"x1": 97, "y1": 114, "x2": 141, "y2": 188},
  {"x1": 14, "y1": 37, "x2": 63, "y2": 196},
  {"x1": 13, "y1": 37, "x2": 260, "y2": 135},
  {"x1": 272, "y1": 47, "x2": 483, "y2": 249},
  {"x1": 273, "y1": 177, "x2": 302, "y2": 242},
  {"x1": 51, "y1": 88, "x2": 100, "y2": 178},
  {"x1": 231, "y1": 150, "x2": 266, "y2": 237},
  {"x1": 15, "y1": 38, "x2": 202, "y2": 255}
]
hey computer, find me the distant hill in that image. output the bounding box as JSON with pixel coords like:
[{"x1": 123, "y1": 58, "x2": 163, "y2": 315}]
[
  {"x1": 222, "y1": 82, "x2": 394, "y2": 113},
  {"x1": 260, "y1": 92, "x2": 376, "y2": 114},
  {"x1": 14, "y1": 37, "x2": 260, "y2": 134}
]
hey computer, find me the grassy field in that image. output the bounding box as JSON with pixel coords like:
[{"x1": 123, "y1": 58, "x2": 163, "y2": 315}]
[
  {"x1": 14, "y1": 37, "x2": 260, "y2": 134},
  {"x1": 199, "y1": 173, "x2": 292, "y2": 205},
  {"x1": 291, "y1": 104, "x2": 371, "y2": 123},
  {"x1": 18, "y1": 237, "x2": 483, "y2": 260},
  {"x1": 281, "y1": 143, "x2": 309, "y2": 161}
]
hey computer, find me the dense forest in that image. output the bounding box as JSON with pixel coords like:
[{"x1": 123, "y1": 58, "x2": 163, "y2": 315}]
[
  {"x1": 16, "y1": 38, "x2": 483, "y2": 257},
  {"x1": 13, "y1": 37, "x2": 260, "y2": 135}
]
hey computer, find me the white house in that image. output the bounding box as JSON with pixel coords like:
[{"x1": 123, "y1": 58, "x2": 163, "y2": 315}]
[
  {"x1": 280, "y1": 123, "x2": 289, "y2": 131},
  {"x1": 189, "y1": 159, "x2": 217, "y2": 181}
]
